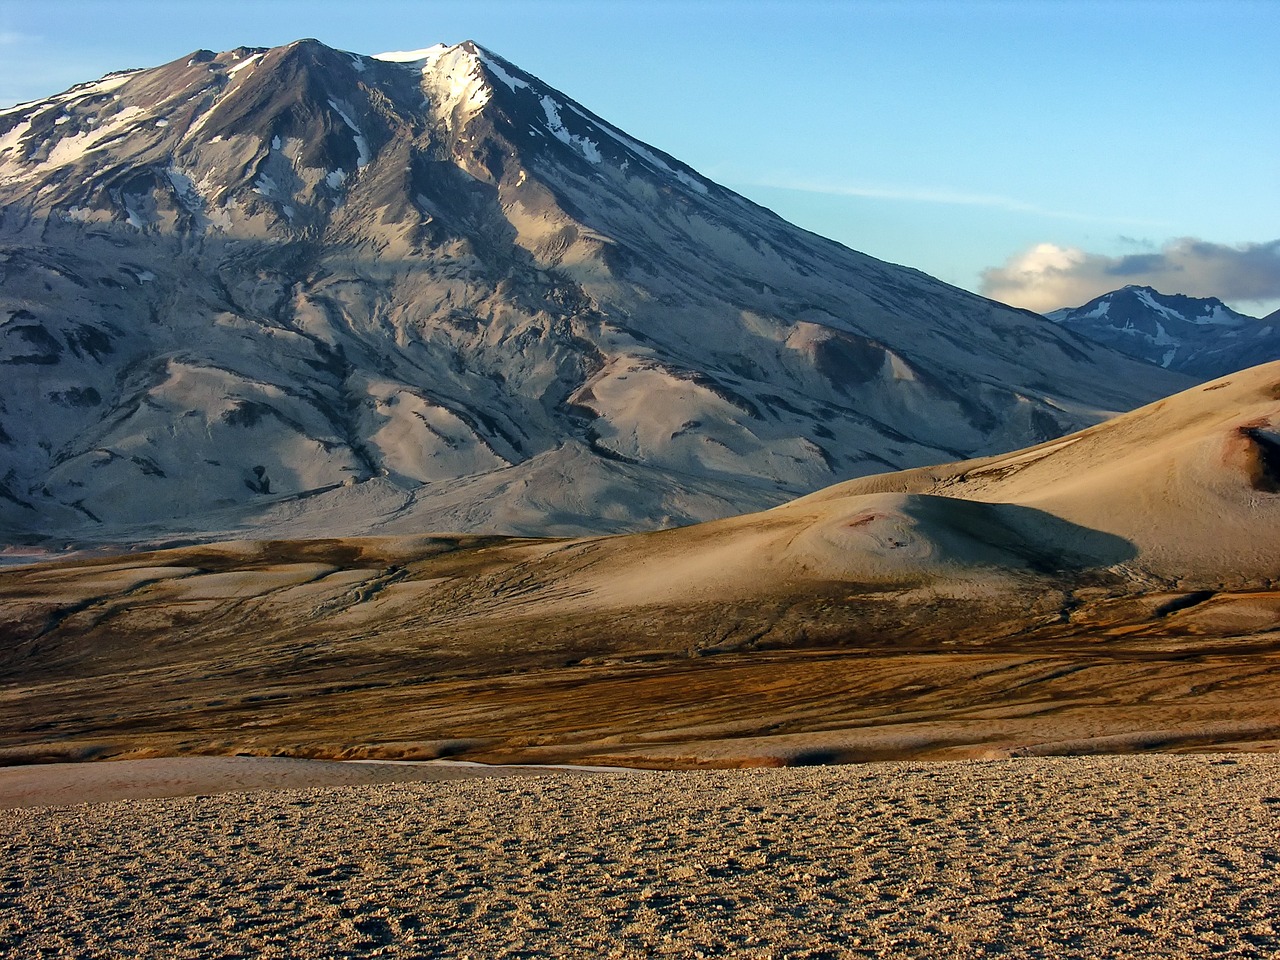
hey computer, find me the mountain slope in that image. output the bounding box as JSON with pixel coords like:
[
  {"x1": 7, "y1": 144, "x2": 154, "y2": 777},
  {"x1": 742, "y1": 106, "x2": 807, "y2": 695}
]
[
  {"x1": 1046, "y1": 284, "x2": 1280, "y2": 378},
  {"x1": 2, "y1": 361, "x2": 1276, "y2": 766},
  {"x1": 0, "y1": 40, "x2": 1190, "y2": 544}
]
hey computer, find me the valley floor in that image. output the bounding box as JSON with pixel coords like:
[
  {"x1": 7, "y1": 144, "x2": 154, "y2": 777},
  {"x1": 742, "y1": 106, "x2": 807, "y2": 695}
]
[{"x1": 4, "y1": 754, "x2": 1279, "y2": 958}]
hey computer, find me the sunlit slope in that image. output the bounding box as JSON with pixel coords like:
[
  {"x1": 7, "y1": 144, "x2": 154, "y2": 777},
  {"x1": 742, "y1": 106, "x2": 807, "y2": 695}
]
[
  {"x1": 792, "y1": 359, "x2": 1280, "y2": 584},
  {"x1": 0, "y1": 363, "x2": 1276, "y2": 765}
]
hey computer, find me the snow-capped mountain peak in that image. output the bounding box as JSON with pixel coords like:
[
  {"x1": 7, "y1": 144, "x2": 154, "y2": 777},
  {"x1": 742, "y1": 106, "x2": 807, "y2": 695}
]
[
  {"x1": 371, "y1": 44, "x2": 452, "y2": 64},
  {"x1": 1047, "y1": 285, "x2": 1278, "y2": 376},
  {"x1": 410, "y1": 43, "x2": 495, "y2": 125},
  {"x1": 1117, "y1": 285, "x2": 1243, "y2": 327},
  {"x1": 0, "y1": 36, "x2": 713, "y2": 237}
]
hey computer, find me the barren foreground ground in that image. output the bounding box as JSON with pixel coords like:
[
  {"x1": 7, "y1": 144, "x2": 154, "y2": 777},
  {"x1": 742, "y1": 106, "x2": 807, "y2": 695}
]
[{"x1": 5, "y1": 754, "x2": 1280, "y2": 958}]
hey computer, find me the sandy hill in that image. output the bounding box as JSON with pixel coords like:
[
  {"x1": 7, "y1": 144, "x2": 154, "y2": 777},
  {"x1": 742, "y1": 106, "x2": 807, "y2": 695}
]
[{"x1": 0, "y1": 362, "x2": 1276, "y2": 767}]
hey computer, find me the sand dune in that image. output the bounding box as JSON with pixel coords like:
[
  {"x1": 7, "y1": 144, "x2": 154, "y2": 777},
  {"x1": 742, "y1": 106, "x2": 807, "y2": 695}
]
[
  {"x1": 0, "y1": 362, "x2": 1277, "y2": 766},
  {"x1": 795, "y1": 362, "x2": 1280, "y2": 582}
]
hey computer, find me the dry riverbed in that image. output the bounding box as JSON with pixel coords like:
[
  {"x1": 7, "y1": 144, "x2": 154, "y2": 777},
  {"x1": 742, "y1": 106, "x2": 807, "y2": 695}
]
[{"x1": 4, "y1": 754, "x2": 1280, "y2": 957}]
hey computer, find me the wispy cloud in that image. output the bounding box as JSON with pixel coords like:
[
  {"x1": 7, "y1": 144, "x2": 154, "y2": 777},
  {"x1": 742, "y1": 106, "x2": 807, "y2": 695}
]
[
  {"x1": 980, "y1": 238, "x2": 1280, "y2": 314},
  {"x1": 741, "y1": 177, "x2": 1170, "y2": 227},
  {"x1": 0, "y1": 32, "x2": 34, "y2": 46}
]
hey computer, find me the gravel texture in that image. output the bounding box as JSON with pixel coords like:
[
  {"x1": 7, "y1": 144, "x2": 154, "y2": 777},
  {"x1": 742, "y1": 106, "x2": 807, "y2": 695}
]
[
  {"x1": 5, "y1": 754, "x2": 1280, "y2": 958},
  {"x1": 0, "y1": 756, "x2": 580, "y2": 809}
]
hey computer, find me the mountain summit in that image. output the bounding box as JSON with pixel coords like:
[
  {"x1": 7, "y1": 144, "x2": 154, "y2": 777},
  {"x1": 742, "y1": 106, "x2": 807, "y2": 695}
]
[
  {"x1": 1046, "y1": 285, "x2": 1280, "y2": 378},
  {"x1": 0, "y1": 40, "x2": 1188, "y2": 544}
]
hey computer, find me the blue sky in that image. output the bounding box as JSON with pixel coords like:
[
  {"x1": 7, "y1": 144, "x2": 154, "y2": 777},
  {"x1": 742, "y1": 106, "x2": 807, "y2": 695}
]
[{"x1": 2, "y1": 0, "x2": 1277, "y2": 315}]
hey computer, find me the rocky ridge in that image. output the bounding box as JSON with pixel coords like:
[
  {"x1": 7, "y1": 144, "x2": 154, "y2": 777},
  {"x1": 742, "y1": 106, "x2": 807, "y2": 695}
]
[{"x1": 1047, "y1": 284, "x2": 1280, "y2": 378}]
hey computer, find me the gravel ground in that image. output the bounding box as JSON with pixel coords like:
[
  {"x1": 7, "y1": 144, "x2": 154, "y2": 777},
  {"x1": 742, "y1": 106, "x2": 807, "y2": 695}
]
[
  {"x1": 4, "y1": 754, "x2": 1280, "y2": 958},
  {"x1": 0, "y1": 756, "x2": 586, "y2": 809}
]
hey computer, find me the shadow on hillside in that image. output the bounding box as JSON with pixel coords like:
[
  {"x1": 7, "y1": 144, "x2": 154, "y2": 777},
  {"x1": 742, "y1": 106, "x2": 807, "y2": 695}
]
[{"x1": 906, "y1": 495, "x2": 1138, "y2": 574}]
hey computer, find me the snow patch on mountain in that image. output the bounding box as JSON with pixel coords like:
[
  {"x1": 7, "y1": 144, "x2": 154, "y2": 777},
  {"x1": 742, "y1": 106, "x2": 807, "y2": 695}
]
[
  {"x1": 562, "y1": 101, "x2": 709, "y2": 195},
  {"x1": 478, "y1": 53, "x2": 530, "y2": 92},
  {"x1": 0, "y1": 121, "x2": 30, "y2": 165},
  {"x1": 50, "y1": 106, "x2": 146, "y2": 166},
  {"x1": 226, "y1": 52, "x2": 264, "y2": 77},
  {"x1": 540, "y1": 96, "x2": 602, "y2": 164},
  {"x1": 326, "y1": 99, "x2": 371, "y2": 168},
  {"x1": 0, "y1": 72, "x2": 136, "y2": 120},
  {"x1": 414, "y1": 46, "x2": 492, "y2": 125},
  {"x1": 372, "y1": 45, "x2": 450, "y2": 64}
]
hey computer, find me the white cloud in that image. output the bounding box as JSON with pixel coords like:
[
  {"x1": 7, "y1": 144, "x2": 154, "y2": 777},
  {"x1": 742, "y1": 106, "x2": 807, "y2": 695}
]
[{"x1": 980, "y1": 238, "x2": 1280, "y2": 314}]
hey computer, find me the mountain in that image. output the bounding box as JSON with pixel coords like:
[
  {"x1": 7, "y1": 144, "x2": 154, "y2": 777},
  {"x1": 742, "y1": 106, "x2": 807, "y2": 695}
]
[
  {"x1": 1046, "y1": 284, "x2": 1280, "y2": 378},
  {"x1": 0, "y1": 39, "x2": 1190, "y2": 546},
  {"x1": 3, "y1": 360, "x2": 1277, "y2": 766}
]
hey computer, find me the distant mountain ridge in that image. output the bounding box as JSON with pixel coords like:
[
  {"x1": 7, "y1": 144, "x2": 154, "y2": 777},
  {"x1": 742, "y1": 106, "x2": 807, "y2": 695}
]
[
  {"x1": 0, "y1": 39, "x2": 1189, "y2": 545},
  {"x1": 1046, "y1": 285, "x2": 1280, "y2": 378}
]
